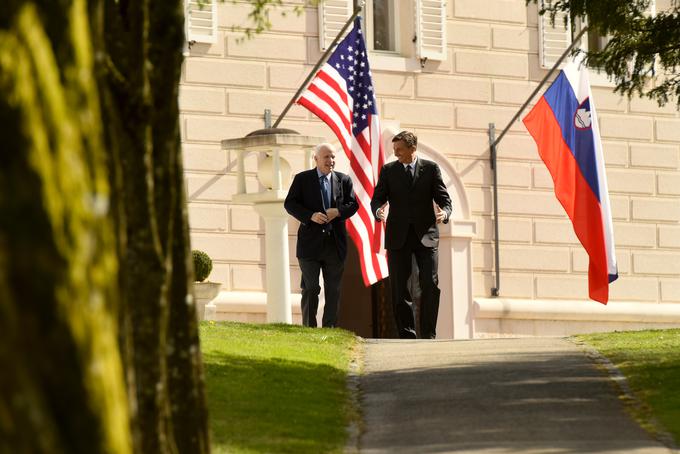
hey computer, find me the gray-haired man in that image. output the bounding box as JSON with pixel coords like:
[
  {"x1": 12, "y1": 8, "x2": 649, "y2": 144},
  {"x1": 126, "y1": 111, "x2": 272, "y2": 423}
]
[{"x1": 284, "y1": 144, "x2": 359, "y2": 327}]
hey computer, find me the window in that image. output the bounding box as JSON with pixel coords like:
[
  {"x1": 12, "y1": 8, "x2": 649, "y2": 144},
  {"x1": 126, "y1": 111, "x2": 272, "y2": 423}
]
[
  {"x1": 587, "y1": 30, "x2": 608, "y2": 53},
  {"x1": 318, "y1": 0, "x2": 446, "y2": 68},
  {"x1": 583, "y1": 0, "x2": 656, "y2": 54},
  {"x1": 368, "y1": 0, "x2": 398, "y2": 52},
  {"x1": 538, "y1": 0, "x2": 656, "y2": 75}
]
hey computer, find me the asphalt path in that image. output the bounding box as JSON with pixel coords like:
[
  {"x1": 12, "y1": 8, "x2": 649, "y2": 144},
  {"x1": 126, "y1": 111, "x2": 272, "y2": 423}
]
[{"x1": 356, "y1": 337, "x2": 675, "y2": 454}]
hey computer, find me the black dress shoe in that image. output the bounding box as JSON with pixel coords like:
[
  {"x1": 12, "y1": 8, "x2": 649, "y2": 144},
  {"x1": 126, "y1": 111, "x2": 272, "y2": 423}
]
[{"x1": 399, "y1": 328, "x2": 417, "y2": 339}]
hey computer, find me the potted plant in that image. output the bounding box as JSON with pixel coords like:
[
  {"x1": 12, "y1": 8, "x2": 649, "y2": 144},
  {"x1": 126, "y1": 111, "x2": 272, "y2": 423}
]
[{"x1": 192, "y1": 250, "x2": 222, "y2": 321}]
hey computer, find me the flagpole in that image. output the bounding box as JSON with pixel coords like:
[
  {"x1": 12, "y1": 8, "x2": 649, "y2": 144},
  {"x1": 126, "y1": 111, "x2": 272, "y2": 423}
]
[
  {"x1": 272, "y1": 5, "x2": 364, "y2": 128},
  {"x1": 488, "y1": 25, "x2": 588, "y2": 297},
  {"x1": 491, "y1": 26, "x2": 588, "y2": 149}
]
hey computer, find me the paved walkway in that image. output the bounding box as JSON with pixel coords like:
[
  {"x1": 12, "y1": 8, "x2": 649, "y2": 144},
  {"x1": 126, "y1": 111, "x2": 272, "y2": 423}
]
[{"x1": 356, "y1": 337, "x2": 675, "y2": 453}]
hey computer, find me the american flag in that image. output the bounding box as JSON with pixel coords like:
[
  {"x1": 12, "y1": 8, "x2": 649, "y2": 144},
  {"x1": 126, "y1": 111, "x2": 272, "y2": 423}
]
[{"x1": 297, "y1": 17, "x2": 388, "y2": 285}]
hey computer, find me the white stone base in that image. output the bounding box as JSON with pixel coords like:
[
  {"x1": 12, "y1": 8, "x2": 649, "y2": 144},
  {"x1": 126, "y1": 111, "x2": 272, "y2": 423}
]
[
  {"x1": 211, "y1": 291, "x2": 304, "y2": 325},
  {"x1": 474, "y1": 298, "x2": 680, "y2": 337},
  {"x1": 207, "y1": 292, "x2": 680, "y2": 337}
]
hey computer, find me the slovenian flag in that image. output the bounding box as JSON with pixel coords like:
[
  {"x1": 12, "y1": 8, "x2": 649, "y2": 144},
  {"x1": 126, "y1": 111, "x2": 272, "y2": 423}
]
[{"x1": 523, "y1": 59, "x2": 618, "y2": 304}]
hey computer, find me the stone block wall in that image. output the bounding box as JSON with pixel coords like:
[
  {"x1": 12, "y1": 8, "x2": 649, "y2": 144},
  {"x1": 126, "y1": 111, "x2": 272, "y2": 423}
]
[{"x1": 180, "y1": 0, "x2": 680, "y2": 307}]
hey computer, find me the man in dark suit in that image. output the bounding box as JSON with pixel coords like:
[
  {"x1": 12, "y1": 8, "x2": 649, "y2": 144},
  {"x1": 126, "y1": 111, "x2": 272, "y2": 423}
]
[
  {"x1": 284, "y1": 143, "x2": 359, "y2": 328},
  {"x1": 371, "y1": 131, "x2": 452, "y2": 339}
]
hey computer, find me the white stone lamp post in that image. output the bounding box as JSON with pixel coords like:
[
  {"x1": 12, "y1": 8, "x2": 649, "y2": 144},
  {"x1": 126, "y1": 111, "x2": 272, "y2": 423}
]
[{"x1": 222, "y1": 128, "x2": 323, "y2": 323}]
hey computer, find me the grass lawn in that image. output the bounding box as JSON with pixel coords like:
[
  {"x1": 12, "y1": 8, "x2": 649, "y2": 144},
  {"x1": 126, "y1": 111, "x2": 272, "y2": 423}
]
[
  {"x1": 576, "y1": 329, "x2": 680, "y2": 444},
  {"x1": 199, "y1": 321, "x2": 359, "y2": 454}
]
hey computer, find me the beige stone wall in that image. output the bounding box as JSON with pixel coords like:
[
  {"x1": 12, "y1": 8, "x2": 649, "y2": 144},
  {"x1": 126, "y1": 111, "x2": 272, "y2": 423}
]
[
  {"x1": 180, "y1": 0, "x2": 680, "y2": 305},
  {"x1": 182, "y1": 1, "x2": 327, "y2": 293}
]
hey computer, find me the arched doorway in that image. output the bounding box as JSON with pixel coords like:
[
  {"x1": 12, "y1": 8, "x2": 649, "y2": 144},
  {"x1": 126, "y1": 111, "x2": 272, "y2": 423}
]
[{"x1": 333, "y1": 128, "x2": 476, "y2": 339}]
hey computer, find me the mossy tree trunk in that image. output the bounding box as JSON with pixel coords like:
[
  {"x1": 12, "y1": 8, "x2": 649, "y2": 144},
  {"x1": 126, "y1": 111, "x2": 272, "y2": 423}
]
[
  {"x1": 98, "y1": 1, "x2": 209, "y2": 453},
  {"x1": 1, "y1": 0, "x2": 209, "y2": 453},
  {"x1": 0, "y1": 2, "x2": 130, "y2": 453},
  {"x1": 100, "y1": 1, "x2": 173, "y2": 452},
  {"x1": 148, "y1": 2, "x2": 210, "y2": 452}
]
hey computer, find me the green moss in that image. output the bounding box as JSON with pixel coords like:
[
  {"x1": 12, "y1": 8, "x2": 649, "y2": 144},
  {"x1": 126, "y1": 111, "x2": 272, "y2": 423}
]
[{"x1": 0, "y1": 4, "x2": 129, "y2": 453}]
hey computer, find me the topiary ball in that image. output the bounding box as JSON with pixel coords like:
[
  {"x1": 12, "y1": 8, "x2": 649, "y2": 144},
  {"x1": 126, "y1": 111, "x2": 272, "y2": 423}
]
[{"x1": 192, "y1": 250, "x2": 213, "y2": 282}]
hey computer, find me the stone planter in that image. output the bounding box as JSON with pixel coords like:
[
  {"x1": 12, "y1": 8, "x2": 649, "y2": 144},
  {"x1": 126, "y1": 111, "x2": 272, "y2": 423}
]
[{"x1": 194, "y1": 281, "x2": 222, "y2": 321}]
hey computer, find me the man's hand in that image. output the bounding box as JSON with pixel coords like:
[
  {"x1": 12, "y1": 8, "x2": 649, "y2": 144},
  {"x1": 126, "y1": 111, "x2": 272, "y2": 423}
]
[
  {"x1": 435, "y1": 205, "x2": 447, "y2": 224},
  {"x1": 325, "y1": 208, "x2": 340, "y2": 222},
  {"x1": 311, "y1": 212, "x2": 329, "y2": 224},
  {"x1": 376, "y1": 204, "x2": 387, "y2": 221}
]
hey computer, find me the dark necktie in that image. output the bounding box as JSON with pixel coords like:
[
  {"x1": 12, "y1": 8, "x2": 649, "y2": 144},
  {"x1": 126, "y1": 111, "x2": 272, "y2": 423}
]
[
  {"x1": 406, "y1": 164, "x2": 413, "y2": 185},
  {"x1": 320, "y1": 175, "x2": 330, "y2": 210}
]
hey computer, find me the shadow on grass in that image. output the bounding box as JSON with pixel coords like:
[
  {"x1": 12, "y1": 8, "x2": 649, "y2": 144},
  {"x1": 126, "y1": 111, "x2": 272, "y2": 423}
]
[
  {"x1": 612, "y1": 360, "x2": 680, "y2": 449},
  {"x1": 204, "y1": 351, "x2": 349, "y2": 454}
]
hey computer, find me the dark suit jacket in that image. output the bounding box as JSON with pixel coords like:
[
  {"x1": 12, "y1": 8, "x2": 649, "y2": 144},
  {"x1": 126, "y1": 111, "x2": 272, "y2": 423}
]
[
  {"x1": 284, "y1": 169, "x2": 359, "y2": 260},
  {"x1": 370, "y1": 158, "x2": 452, "y2": 250}
]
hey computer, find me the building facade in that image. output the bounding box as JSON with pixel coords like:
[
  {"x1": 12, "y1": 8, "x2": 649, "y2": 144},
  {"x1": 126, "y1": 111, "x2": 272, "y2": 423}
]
[{"x1": 180, "y1": 0, "x2": 680, "y2": 337}]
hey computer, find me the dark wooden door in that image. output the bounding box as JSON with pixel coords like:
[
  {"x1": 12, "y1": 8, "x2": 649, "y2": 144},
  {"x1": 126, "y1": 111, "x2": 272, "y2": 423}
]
[{"x1": 337, "y1": 241, "x2": 399, "y2": 338}]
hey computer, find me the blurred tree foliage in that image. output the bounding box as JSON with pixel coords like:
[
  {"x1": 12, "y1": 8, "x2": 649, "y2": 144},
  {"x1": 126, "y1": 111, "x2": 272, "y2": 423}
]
[{"x1": 535, "y1": 0, "x2": 680, "y2": 106}]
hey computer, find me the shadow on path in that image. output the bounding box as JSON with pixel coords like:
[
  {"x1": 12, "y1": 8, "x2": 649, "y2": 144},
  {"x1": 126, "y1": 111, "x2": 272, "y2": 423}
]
[{"x1": 358, "y1": 338, "x2": 672, "y2": 453}]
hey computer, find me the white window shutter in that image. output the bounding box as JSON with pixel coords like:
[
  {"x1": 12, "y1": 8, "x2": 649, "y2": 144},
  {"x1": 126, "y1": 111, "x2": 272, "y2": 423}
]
[
  {"x1": 538, "y1": 1, "x2": 571, "y2": 69},
  {"x1": 186, "y1": 0, "x2": 218, "y2": 44},
  {"x1": 415, "y1": 0, "x2": 447, "y2": 61},
  {"x1": 318, "y1": 0, "x2": 353, "y2": 52}
]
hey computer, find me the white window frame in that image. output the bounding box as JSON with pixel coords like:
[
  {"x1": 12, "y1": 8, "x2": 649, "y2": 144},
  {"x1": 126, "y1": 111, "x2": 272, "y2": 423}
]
[
  {"x1": 364, "y1": 0, "x2": 401, "y2": 55},
  {"x1": 318, "y1": 0, "x2": 446, "y2": 72}
]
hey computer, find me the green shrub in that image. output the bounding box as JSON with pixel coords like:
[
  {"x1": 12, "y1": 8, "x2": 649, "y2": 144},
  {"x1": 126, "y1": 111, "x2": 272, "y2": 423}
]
[{"x1": 192, "y1": 250, "x2": 213, "y2": 282}]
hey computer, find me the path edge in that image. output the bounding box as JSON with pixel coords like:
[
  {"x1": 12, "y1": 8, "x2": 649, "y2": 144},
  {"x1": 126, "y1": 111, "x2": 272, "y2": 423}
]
[{"x1": 344, "y1": 335, "x2": 365, "y2": 454}]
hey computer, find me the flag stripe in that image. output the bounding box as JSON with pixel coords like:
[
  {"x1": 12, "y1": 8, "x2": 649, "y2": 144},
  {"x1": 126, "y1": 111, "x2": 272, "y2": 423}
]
[
  {"x1": 348, "y1": 135, "x2": 375, "y2": 192},
  {"x1": 315, "y1": 68, "x2": 351, "y2": 108},
  {"x1": 370, "y1": 115, "x2": 383, "y2": 181},
  {"x1": 307, "y1": 83, "x2": 352, "y2": 133},
  {"x1": 347, "y1": 220, "x2": 379, "y2": 284},
  {"x1": 298, "y1": 93, "x2": 352, "y2": 151},
  {"x1": 356, "y1": 128, "x2": 372, "y2": 161},
  {"x1": 589, "y1": 94, "x2": 618, "y2": 281}
]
